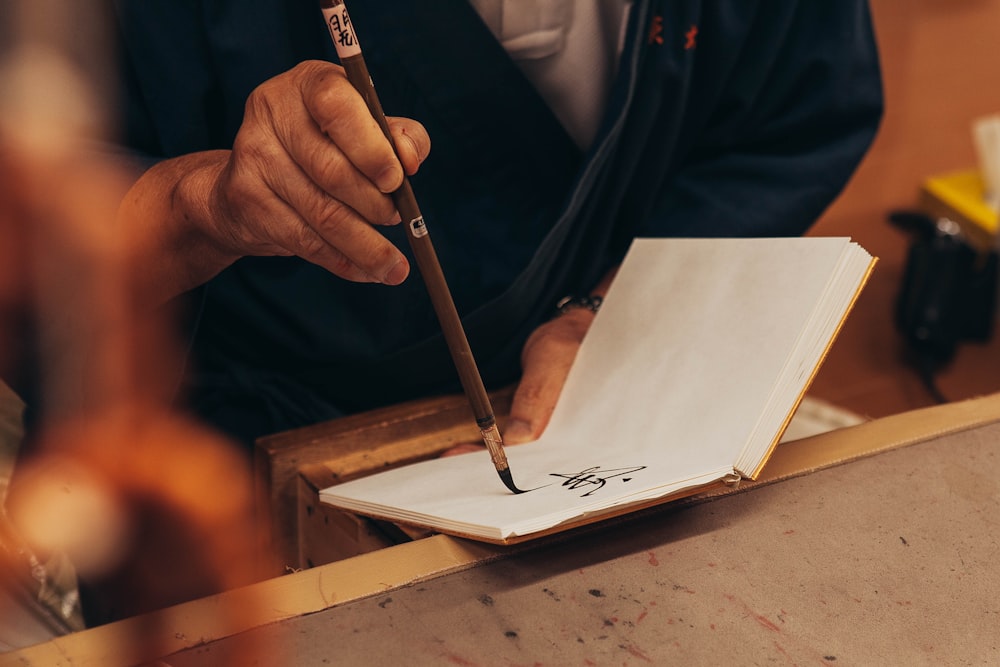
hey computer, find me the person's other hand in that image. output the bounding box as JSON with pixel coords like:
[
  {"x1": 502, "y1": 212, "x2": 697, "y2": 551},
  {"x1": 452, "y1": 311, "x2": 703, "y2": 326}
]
[
  {"x1": 442, "y1": 268, "x2": 617, "y2": 458},
  {"x1": 503, "y1": 308, "x2": 596, "y2": 444},
  {"x1": 438, "y1": 309, "x2": 594, "y2": 458}
]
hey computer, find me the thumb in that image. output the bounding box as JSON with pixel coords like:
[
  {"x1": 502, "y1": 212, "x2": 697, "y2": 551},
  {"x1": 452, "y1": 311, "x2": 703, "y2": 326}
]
[{"x1": 504, "y1": 315, "x2": 589, "y2": 444}]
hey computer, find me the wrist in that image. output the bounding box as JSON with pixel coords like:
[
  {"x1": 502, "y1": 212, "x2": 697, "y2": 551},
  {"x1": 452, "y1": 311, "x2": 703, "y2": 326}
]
[
  {"x1": 175, "y1": 151, "x2": 242, "y2": 262},
  {"x1": 120, "y1": 151, "x2": 241, "y2": 304}
]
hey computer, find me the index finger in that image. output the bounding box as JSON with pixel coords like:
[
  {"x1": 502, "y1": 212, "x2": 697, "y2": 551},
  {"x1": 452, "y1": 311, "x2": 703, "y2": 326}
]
[{"x1": 298, "y1": 61, "x2": 404, "y2": 194}]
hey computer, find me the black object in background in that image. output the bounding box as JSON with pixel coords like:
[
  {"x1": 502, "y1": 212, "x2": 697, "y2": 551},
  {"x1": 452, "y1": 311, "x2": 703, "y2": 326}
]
[{"x1": 890, "y1": 210, "x2": 997, "y2": 402}]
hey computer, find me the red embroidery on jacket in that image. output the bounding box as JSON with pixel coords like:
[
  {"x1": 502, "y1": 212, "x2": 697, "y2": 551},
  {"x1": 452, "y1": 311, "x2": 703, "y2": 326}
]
[
  {"x1": 685, "y1": 25, "x2": 698, "y2": 50},
  {"x1": 648, "y1": 16, "x2": 664, "y2": 45}
]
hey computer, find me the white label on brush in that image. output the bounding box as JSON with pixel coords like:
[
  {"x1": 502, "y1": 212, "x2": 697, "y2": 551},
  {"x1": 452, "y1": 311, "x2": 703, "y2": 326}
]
[
  {"x1": 409, "y1": 216, "x2": 429, "y2": 238},
  {"x1": 322, "y1": 5, "x2": 362, "y2": 59}
]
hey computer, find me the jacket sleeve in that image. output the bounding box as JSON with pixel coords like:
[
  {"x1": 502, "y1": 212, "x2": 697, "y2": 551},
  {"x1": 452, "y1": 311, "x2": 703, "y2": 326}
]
[{"x1": 638, "y1": 0, "x2": 884, "y2": 239}]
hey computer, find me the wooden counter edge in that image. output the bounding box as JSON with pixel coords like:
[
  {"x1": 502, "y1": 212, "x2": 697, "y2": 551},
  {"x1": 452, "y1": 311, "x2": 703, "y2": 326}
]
[
  {"x1": 6, "y1": 392, "x2": 1000, "y2": 667},
  {"x1": 254, "y1": 387, "x2": 515, "y2": 570}
]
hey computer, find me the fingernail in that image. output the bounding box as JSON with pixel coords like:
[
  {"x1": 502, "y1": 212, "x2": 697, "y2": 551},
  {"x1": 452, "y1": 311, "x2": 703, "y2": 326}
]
[
  {"x1": 504, "y1": 419, "x2": 534, "y2": 444},
  {"x1": 376, "y1": 165, "x2": 402, "y2": 193},
  {"x1": 381, "y1": 260, "x2": 408, "y2": 285}
]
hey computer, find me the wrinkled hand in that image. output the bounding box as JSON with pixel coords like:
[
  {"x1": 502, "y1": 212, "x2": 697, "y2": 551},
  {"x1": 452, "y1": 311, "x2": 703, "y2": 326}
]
[
  {"x1": 137, "y1": 60, "x2": 431, "y2": 293},
  {"x1": 215, "y1": 60, "x2": 430, "y2": 282}
]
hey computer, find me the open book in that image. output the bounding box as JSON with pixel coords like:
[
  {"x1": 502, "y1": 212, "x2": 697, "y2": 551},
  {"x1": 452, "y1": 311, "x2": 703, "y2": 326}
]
[{"x1": 320, "y1": 237, "x2": 876, "y2": 543}]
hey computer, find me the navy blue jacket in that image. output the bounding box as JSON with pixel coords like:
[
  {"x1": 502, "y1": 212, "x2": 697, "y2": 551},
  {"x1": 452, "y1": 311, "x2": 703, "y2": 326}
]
[{"x1": 113, "y1": 0, "x2": 883, "y2": 442}]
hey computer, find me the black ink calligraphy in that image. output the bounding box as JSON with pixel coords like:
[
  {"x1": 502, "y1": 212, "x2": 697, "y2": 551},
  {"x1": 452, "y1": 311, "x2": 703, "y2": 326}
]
[{"x1": 549, "y1": 466, "x2": 647, "y2": 497}]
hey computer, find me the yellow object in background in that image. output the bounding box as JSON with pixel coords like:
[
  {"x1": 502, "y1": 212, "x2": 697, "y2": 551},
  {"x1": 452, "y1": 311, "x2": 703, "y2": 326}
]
[{"x1": 920, "y1": 169, "x2": 999, "y2": 251}]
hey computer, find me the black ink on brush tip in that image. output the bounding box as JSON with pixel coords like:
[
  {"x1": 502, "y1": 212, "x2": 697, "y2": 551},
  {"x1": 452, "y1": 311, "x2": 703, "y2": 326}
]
[{"x1": 498, "y1": 468, "x2": 527, "y2": 494}]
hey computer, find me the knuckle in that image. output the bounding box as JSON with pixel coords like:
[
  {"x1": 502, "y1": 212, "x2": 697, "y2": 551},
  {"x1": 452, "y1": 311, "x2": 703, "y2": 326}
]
[
  {"x1": 310, "y1": 80, "x2": 356, "y2": 132},
  {"x1": 307, "y1": 201, "x2": 394, "y2": 273},
  {"x1": 231, "y1": 113, "x2": 283, "y2": 173},
  {"x1": 367, "y1": 194, "x2": 399, "y2": 225},
  {"x1": 290, "y1": 60, "x2": 322, "y2": 76},
  {"x1": 311, "y1": 85, "x2": 343, "y2": 119},
  {"x1": 225, "y1": 153, "x2": 275, "y2": 212},
  {"x1": 309, "y1": 199, "x2": 353, "y2": 237},
  {"x1": 515, "y1": 382, "x2": 544, "y2": 408},
  {"x1": 367, "y1": 243, "x2": 400, "y2": 272},
  {"x1": 310, "y1": 145, "x2": 354, "y2": 186},
  {"x1": 231, "y1": 132, "x2": 267, "y2": 166},
  {"x1": 292, "y1": 226, "x2": 328, "y2": 258},
  {"x1": 321, "y1": 249, "x2": 362, "y2": 281},
  {"x1": 243, "y1": 81, "x2": 278, "y2": 122}
]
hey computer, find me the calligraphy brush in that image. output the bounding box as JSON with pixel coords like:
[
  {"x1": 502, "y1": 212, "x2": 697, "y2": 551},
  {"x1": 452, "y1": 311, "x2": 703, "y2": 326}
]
[{"x1": 319, "y1": 0, "x2": 524, "y2": 494}]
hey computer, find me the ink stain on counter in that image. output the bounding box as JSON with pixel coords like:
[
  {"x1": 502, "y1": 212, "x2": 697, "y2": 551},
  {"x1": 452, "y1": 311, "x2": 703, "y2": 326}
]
[
  {"x1": 443, "y1": 652, "x2": 478, "y2": 666},
  {"x1": 619, "y1": 643, "x2": 654, "y2": 662}
]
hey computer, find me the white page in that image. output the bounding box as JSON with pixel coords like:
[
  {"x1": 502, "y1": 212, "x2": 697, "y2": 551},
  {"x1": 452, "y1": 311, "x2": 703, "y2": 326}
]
[
  {"x1": 736, "y1": 244, "x2": 874, "y2": 474},
  {"x1": 321, "y1": 237, "x2": 868, "y2": 540}
]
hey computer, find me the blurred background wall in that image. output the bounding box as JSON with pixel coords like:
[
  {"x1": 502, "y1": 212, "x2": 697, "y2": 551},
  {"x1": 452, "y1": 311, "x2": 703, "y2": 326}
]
[{"x1": 809, "y1": 0, "x2": 1000, "y2": 415}]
